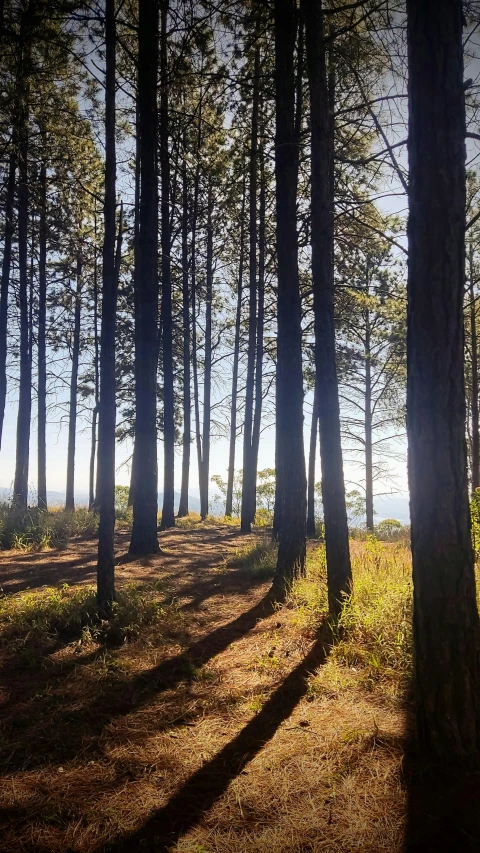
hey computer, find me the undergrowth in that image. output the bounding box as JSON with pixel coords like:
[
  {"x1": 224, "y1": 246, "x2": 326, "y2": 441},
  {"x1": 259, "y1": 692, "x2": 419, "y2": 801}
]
[
  {"x1": 227, "y1": 537, "x2": 277, "y2": 578},
  {"x1": 0, "y1": 580, "x2": 172, "y2": 665},
  {"x1": 0, "y1": 503, "x2": 98, "y2": 551},
  {"x1": 290, "y1": 538, "x2": 413, "y2": 700}
]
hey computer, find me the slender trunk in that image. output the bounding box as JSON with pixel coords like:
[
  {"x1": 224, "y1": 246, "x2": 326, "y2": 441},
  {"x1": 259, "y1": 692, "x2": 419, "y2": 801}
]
[
  {"x1": 13, "y1": 70, "x2": 31, "y2": 507},
  {"x1": 303, "y1": 0, "x2": 351, "y2": 616},
  {"x1": 37, "y1": 149, "x2": 47, "y2": 509},
  {"x1": 407, "y1": 0, "x2": 480, "y2": 759},
  {"x1": 129, "y1": 0, "x2": 160, "y2": 556},
  {"x1": 178, "y1": 145, "x2": 191, "y2": 518},
  {"x1": 226, "y1": 175, "x2": 246, "y2": 518},
  {"x1": 65, "y1": 255, "x2": 82, "y2": 512},
  {"x1": 0, "y1": 147, "x2": 16, "y2": 449},
  {"x1": 192, "y1": 105, "x2": 203, "y2": 516},
  {"x1": 241, "y1": 40, "x2": 260, "y2": 534},
  {"x1": 469, "y1": 244, "x2": 480, "y2": 490},
  {"x1": 307, "y1": 389, "x2": 317, "y2": 538},
  {"x1": 128, "y1": 98, "x2": 141, "y2": 509},
  {"x1": 89, "y1": 211, "x2": 99, "y2": 510},
  {"x1": 160, "y1": 0, "x2": 175, "y2": 530},
  {"x1": 272, "y1": 0, "x2": 307, "y2": 593},
  {"x1": 199, "y1": 185, "x2": 213, "y2": 520},
  {"x1": 252, "y1": 132, "x2": 265, "y2": 486},
  {"x1": 97, "y1": 0, "x2": 118, "y2": 609},
  {"x1": 364, "y1": 307, "x2": 374, "y2": 532}
]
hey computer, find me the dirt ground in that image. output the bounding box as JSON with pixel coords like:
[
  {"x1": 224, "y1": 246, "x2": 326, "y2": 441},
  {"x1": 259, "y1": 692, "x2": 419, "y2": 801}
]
[{"x1": 0, "y1": 524, "x2": 474, "y2": 853}]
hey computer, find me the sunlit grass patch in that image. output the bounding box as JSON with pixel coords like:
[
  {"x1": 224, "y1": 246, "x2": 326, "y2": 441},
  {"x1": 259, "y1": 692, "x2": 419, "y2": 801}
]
[
  {"x1": 227, "y1": 538, "x2": 277, "y2": 579},
  {"x1": 0, "y1": 503, "x2": 98, "y2": 551},
  {"x1": 0, "y1": 580, "x2": 177, "y2": 664}
]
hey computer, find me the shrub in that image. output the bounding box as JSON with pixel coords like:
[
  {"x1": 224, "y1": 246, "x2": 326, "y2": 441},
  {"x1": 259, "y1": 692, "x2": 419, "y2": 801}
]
[{"x1": 0, "y1": 503, "x2": 98, "y2": 551}]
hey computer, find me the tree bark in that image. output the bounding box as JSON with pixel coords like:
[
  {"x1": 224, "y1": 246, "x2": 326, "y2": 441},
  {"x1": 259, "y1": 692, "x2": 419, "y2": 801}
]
[
  {"x1": 241, "y1": 39, "x2": 260, "y2": 534},
  {"x1": 37, "y1": 146, "x2": 47, "y2": 510},
  {"x1": 272, "y1": 0, "x2": 307, "y2": 593},
  {"x1": 178, "y1": 142, "x2": 191, "y2": 518},
  {"x1": 199, "y1": 185, "x2": 213, "y2": 520},
  {"x1": 469, "y1": 243, "x2": 480, "y2": 490},
  {"x1": 226, "y1": 174, "x2": 246, "y2": 518},
  {"x1": 65, "y1": 255, "x2": 82, "y2": 512},
  {"x1": 252, "y1": 130, "x2": 265, "y2": 486},
  {"x1": 13, "y1": 61, "x2": 31, "y2": 507},
  {"x1": 129, "y1": 0, "x2": 160, "y2": 556},
  {"x1": 128, "y1": 97, "x2": 141, "y2": 510},
  {"x1": 303, "y1": 0, "x2": 352, "y2": 615},
  {"x1": 160, "y1": 0, "x2": 175, "y2": 530},
  {"x1": 96, "y1": 0, "x2": 118, "y2": 610},
  {"x1": 89, "y1": 210, "x2": 99, "y2": 510},
  {"x1": 364, "y1": 302, "x2": 374, "y2": 532},
  {"x1": 407, "y1": 0, "x2": 480, "y2": 759},
  {"x1": 0, "y1": 146, "x2": 16, "y2": 451},
  {"x1": 307, "y1": 388, "x2": 317, "y2": 538}
]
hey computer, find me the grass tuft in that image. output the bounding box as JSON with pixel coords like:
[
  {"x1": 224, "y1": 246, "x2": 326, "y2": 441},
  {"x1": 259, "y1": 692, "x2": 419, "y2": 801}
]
[
  {"x1": 0, "y1": 503, "x2": 98, "y2": 551},
  {"x1": 227, "y1": 538, "x2": 277, "y2": 579}
]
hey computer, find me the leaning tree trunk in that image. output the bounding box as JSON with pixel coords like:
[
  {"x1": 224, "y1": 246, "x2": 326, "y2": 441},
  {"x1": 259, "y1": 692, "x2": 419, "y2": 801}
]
[
  {"x1": 129, "y1": 0, "x2": 160, "y2": 556},
  {"x1": 160, "y1": 0, "x2": 175, "y2": 530},
  {"x1": 37, "y1": 149, "x2": 47, "y2": 509},
  {"x1": 65, "y1": 256, "x2": 82, "y2": 512},
  {"x1": 241, "y1": 40, "x2": 260, "y2": 534},
  {"x1": 406, "y1": 0, "x2": 480, "y2": 760},
  {"x1": 226, "y1": 175, "x2": 246, "y2": 518},
  {"x1": 469, "y1": 243, "x2": 480, "y2": 490},
  {"x1": 303, "y1": 0, "x2": 351, "y2": 616},
  {"x1": 13, "y1": 73, "x2": 31, "y2": 507},
  {"x1": 0, "y1": 146, "x2": 16, "y2": 451},
  {"x1": 272, "y1": 0, "x2": 307, "y2": 593}
]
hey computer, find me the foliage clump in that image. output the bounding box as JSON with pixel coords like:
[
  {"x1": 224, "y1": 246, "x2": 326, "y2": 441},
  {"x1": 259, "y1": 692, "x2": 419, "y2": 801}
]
[{"x1": 0, "y1": 503, "x2": 98, "y2": 551}]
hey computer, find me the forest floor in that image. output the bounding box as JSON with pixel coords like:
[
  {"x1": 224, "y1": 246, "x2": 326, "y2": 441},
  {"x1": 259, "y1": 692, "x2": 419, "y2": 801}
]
[{"x1": 0, "y1": 522, "x2": 479, "y2": 852}]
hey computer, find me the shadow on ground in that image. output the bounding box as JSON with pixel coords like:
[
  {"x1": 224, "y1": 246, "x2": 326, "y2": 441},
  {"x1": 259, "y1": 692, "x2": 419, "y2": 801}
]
[{"x1": 99, "y1": 622, "x2": 332, "y2": 852}]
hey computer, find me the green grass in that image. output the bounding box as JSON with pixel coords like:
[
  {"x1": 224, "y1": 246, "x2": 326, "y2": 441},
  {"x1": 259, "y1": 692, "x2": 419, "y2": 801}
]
[
  {"x1": 0, "y1": 580, "x2": 171, "y2": 664},
  {"x1": 289, "y1": 538, "x2": 413, "y2": 699},
  {"x1": 0, "y1": 503, "x2": 98, "y2": 551},
  {"x1": 227, "y1": 538, "x2": 278, "y2": 579}
]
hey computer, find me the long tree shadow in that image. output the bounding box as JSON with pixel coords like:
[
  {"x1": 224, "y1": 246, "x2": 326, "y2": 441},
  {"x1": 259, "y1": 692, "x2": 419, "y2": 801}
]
[
  {"x1": 100, "y1": 622, "x2": 332, "y2": 853},
  {"x1": 1, "y1": 590, "x2": 276, "y2": 772}
]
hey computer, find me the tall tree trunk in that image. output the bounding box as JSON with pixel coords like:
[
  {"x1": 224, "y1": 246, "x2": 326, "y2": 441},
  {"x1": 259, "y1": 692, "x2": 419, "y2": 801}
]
[
  {"x1": 128, "y1": 98, "x2": 141, "y2": 510},
  {"x1": 307, "y1": 388, "x2": 317, "y2": 538},
  {"x1": 272, "y1": 0, "x2": 307, "y2": 593},
  {"x1": 0, "y1": 146, "x2": 16, "y2": 450},
  {"x1": 160, "y1": 0, "x2": 175, "y2": 530},
  {"x1": 469, "y1": 243, "x2": 480, "y2": 490},
  {"x1": 96, "y1": 0, "x2": 118, "y2": 609},
  {"x1": 364, "y1": 305, "x2": 374, "y2": 532},
  {"x1": 129, "y1": 0, "x2": 160, "y2": 556},
  {"x1": 13, "y1": 66, "x2": 31, "y2": 507},
  {"x1": 178, "y1": 144, "x2": 191, "y2": 518},
  {"x1": 252, "y1": 131, "x2": 265, "y2": 480},
  {"x1": 37, "y1": 148, "x2": 47, "y2": 510},
  {"x1": 226, "y1": 174, "x2": 246, "y2": 518},
  {"x1": 303, "y1": 0, "x2": 352, "y2": 616},
  {"x1": 89, "y1": 209, "x2": 99, "y2": 510},
  {"x1": 199, "y1": 185, "x2": 213, "y2": 521},
  {"x1": 241, "y1": 40, "x2": 260, "y2": 534},
  {"x1": 407, "y1": 0, "x2": 480, "y2": 759},
  {"x1": 65, "y1": 255, "x2": 82, "y2": 512}
]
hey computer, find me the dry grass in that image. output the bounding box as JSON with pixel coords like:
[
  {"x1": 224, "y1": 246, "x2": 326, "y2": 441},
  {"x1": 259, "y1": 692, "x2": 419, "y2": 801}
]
[{"x1": 0, "y1": 531, "x2": 414, "y2": 852}]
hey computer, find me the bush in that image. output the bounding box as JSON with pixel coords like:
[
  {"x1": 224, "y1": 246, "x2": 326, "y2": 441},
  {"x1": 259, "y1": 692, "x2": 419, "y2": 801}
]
[{"x1": 0, "y1": 503, "x2": 98, "y2": 551}]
